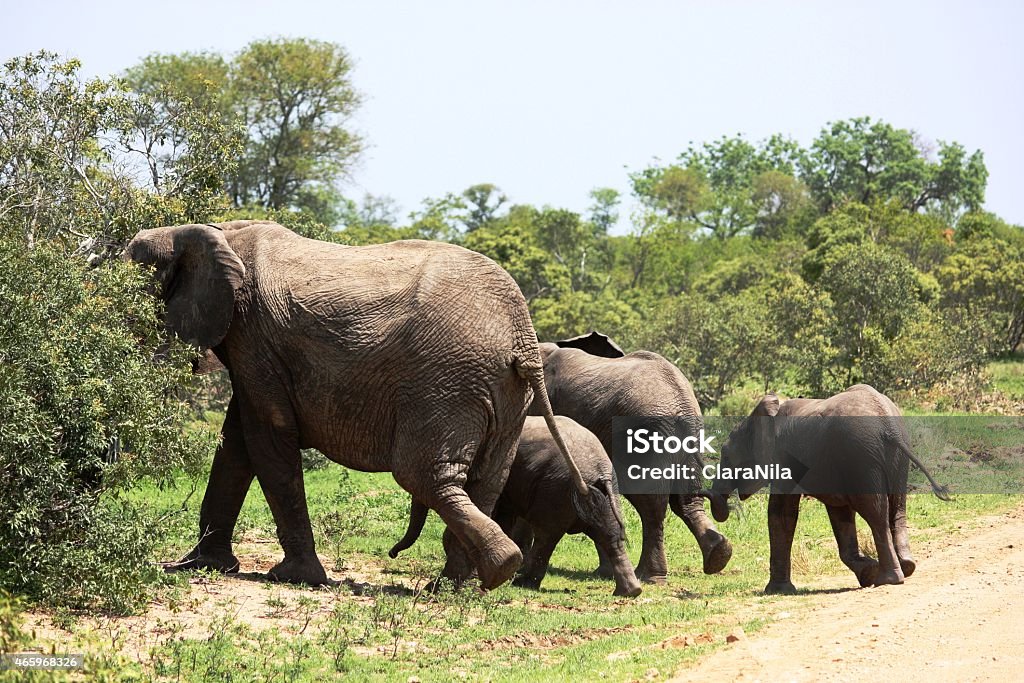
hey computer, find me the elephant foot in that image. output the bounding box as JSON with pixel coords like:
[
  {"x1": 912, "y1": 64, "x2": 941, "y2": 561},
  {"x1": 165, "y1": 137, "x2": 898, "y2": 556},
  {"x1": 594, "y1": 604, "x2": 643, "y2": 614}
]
[
  {"x1": 871, "y1": 568, "x2": 905, "y2": 587},
  {"x1": 613, "y1": 577, "x2": 643, "y2": 598},
  {"x1": 477, "y1": 536, "x2": 522, "y2": 590},
  {"x1": 512, "y1": 575, "x2": 542, "y2": 590},
  {"x1": 164, "y1": 546, "x2": 240, "y2": 574},
  {"x1": 764, "y1": 580, "x2": 797, "y2": 595},
  {"x1": 594, "y1": 562, "x2": 615, "y2": 579},
  {"x1": 267, "y1": 555, "x2": 331, "y2": 586},
  {"x1": 854, "y1": 560, "x2": 880, "y2": 588},
  {"x1": 701, "y1": 534, "x2": 733, "y2": 575},
  {"x1": 899, "y1": 557, "x2": 916, "y2": 578},
  {"x1": 635, "y1": 570, "x2": 668, "y2": 585}
]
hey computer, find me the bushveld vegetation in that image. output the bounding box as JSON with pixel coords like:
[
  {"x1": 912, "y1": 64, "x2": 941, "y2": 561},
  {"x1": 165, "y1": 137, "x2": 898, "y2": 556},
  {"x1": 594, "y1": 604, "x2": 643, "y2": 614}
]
[{"x1": 1, "y1": 41, "x2": 1022, "y2": 680}]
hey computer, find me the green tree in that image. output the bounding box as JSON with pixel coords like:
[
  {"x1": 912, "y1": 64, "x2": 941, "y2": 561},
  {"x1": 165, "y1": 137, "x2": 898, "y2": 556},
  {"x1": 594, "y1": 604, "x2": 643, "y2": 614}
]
[
  {"x1": 937, "y1": 238, "x2": 1024, "y2": 354},
  {"x1": 1, "y1": 52, "x2": 241, "y2": 250},
  {"x1": 803, "y1": 117, "x2": 987, "y2": 217},
  {"x1": 631, "y1": 289, "x2": 773, "y2": 408},
  {"x1": 630, "y1": 134, "x2": 810, "y2": 239},
  {"x1": 587, "y1": 187, "x2": 621, "y2": 234},
  {"x1": 460, "y1": 183, "x2": 508, "y2": 232},
  {"x1": 817, "y1": 242, "x2": 925, "y2": 388},
  {"x1": 125, "y1": 38, "x2": 364, "y2": 225}
]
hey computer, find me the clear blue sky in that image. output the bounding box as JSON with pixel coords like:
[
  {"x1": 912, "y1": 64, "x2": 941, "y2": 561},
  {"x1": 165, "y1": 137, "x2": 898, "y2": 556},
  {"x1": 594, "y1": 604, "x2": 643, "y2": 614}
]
[{"x1": 3, "y1": 1, "x2": 1022, "y2": 229}]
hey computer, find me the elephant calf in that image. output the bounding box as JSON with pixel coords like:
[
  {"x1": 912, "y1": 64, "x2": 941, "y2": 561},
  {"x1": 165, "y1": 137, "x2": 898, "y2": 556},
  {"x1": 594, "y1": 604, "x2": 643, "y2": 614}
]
[
  {"x1": 704, "y1": 384, "x2": 950, "y2": 594},
  {"x1": 391, "y1": 416, "x2": 643, "y2": 597}
]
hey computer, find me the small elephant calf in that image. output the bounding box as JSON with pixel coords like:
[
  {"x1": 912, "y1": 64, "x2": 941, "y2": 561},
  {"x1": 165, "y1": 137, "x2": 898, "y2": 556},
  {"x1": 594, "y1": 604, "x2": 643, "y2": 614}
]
[
  {"x1": 390, "y1": 416, "x2": 642, "y2": 597},
  {"x1": 703, "y1": 384, "x2": 950, "y2": 594}
]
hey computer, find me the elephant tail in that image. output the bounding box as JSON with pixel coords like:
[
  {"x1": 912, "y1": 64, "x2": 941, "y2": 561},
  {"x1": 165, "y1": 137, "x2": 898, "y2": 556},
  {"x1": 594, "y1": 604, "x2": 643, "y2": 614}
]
[
  {"x1": 895, "y1": 440, "x2": 952, "y2": 501},
  {"x1": 519, "y1": 363, "x2": 589, "y2": 496},
  {"x1": 389, "y1": 499, "x2": 430, "y2": 558}
]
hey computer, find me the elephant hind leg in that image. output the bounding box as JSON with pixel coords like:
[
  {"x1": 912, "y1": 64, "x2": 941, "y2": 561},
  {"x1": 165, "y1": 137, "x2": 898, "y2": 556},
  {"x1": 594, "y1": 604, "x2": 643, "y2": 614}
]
[
  {"x1": 623, "y1": 493, "x2": 669, "y2": 584},
  {"x1": 393, "y1": 430, "x2": 521, "y2": 591},
  {"x1": 825, "y1": 503, "x2": 878, "y2": 588},
  {"x1": 853, "y1": 495, "x2": 904, "y2": 587},
  {"x1": 889, "y1": 494, "x2": 916, "y2": 577}
]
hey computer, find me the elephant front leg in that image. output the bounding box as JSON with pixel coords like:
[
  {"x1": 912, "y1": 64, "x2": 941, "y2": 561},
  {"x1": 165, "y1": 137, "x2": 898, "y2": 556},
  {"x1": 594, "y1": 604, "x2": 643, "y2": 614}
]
[
  {"x1": 673, "y1": 494, "x2": 733, "y2": 574},
  {"x1": 168, "y1": 396, "x2": 253, "y2": 575},
  {"x1": 626, "y1": 493, "x2": 669, "y2": 584},
  {"x1": 825, "y1": 503, "x2": 879, "y2": 588},
  {"x1": 765, "y1": 493, "x2": 800, "y2": 594}
]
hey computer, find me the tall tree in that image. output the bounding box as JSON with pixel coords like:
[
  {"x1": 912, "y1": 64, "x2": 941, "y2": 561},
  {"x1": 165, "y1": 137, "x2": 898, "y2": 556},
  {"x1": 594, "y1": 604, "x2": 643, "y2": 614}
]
[
  {"x1": 124, "y1": 38, "x2": 364, "y2": 225},
  {"x1": 1, "y1": 52, "x2": 240, "y2": 249},
  {"x1": 803, "y1": 117, "x2": 987, "y2": 217}
]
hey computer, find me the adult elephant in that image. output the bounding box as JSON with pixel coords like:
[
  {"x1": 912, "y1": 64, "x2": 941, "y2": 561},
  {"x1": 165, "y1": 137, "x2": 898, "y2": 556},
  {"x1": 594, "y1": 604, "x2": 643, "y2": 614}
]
[
  {"x1": 702, "y1": 384, "x2": 950, "y2": 593},
  {"x1": 529, "y1": 331, "x2": 732, "y2": 583},
  {"x1": 123, "y1": 220, "x2": 586, "y2": 589}
]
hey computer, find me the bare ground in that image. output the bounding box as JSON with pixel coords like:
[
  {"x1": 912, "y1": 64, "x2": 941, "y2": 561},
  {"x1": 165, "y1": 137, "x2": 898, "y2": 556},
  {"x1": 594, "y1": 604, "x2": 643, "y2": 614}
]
[{"x1": 670, "y1": 502, "x2": 1024, "y2": 683}]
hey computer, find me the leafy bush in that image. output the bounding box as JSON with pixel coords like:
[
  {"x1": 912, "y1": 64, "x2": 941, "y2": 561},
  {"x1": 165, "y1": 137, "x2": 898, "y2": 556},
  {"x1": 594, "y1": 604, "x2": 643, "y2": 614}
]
[
  {"x1": 0, "y1": 235, "x2": 215, "y2": 612},
  {"x1": 0, "y1": 592, "x2": 28, "y2": 654}
]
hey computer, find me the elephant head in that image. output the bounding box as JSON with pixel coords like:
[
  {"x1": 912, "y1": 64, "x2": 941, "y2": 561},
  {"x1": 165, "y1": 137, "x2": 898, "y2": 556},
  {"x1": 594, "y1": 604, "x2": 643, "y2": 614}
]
[
  {"x1": 123, "y1": 224, "x2": 246, "y2": 352},
  {"x1": 703, "y1": 394, "x2": 779, "y2": 522},
  {"x1": 554, "y1": 330, "x2": 625, "y2": 358}
]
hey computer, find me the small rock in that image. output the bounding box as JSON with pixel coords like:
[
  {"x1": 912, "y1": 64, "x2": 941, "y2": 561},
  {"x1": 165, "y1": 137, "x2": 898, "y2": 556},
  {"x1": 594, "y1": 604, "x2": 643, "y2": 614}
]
[
  {"x1": 644, "y1": 668, "x2": 660, "y2": 680},
  {"x1": 407, "y1": 678, "x2": 421, "y2": 683},
  {"x1": 726, "y1": 628, "x2": 745, "y2": 643}
]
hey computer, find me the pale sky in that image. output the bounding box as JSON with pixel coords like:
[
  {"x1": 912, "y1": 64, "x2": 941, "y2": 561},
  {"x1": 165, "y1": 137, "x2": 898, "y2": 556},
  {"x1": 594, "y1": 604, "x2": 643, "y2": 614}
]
[{"x1": 3, "y1": 1, "x2": 1022, "y2": 230}]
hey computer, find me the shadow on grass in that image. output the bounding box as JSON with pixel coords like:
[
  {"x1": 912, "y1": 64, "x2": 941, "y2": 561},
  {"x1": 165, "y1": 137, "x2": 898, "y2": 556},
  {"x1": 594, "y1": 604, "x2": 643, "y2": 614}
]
[{"x1": 545, "y1": 565, "x2": 602, "y2": 581}]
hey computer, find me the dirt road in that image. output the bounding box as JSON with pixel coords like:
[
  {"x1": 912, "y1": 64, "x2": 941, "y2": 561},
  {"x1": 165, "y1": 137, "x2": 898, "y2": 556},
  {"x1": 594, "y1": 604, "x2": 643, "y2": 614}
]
[{"x1": 671, "y1": 503, "x2": 1024, "y2": 682}]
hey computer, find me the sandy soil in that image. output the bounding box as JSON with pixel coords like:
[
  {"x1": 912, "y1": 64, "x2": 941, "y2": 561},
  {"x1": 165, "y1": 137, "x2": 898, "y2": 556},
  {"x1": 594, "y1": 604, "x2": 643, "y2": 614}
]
[{"x1": 670, "y1": 502, "x2": 1024, "y2": 683}]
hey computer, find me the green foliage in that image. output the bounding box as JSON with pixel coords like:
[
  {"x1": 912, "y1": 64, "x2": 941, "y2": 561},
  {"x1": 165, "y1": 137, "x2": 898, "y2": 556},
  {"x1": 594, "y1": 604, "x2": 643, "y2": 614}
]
[
  {"x1": 937, "y1": 237, "x2": 1024, "y2": 354},
  {"x1": 803, "y1": 117, "x2": 987, "y2": 216},
  {"x1": 124, "y1": 38, "x2": 364, "y2": 225},
  {"x1": 631, "y1": 134, "x2": 813, "y2": 240},
  {"x1": 0, "y1": 592, "x2": 28, "y2": 654},
  {"x1": 0, "y1": 235, "x2": 215, "y2": 610},
  {"x1": 0, "y1": 51, "x2": 242, "y2": 250}
]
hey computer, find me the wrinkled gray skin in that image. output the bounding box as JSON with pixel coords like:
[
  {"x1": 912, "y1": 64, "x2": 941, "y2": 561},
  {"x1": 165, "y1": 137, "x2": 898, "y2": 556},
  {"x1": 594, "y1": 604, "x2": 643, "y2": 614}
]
[
  {"x1": 123, "y1": 220, "x2": 588, "y2": 589},
  {"x1": 390, "y1": 416, "x2": 643, "y2": 597},
  {"x1": 529, "y1": 332, "x2": 732, "y2": 583},
  {"x1": 704, "y1": 384, "x2": 950, "y2": 594}
]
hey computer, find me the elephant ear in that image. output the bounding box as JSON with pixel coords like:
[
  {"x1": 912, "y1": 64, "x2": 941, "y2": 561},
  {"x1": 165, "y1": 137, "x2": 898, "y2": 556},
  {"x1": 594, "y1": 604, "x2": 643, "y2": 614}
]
[
  {"x1": 164, "y1": 225, "x2": 245, "y2": 350},
  {"x1": 127, "y1": 224, "x2": 245, "y2": 351},
  {"x1": 554, "y1": 331, "x2": 625, "y2": 358},
  {"x1": 753, "y1": 394, "x2": 780, "y2": 417},
  {"x1": 750, "y1": 394, "x2": 780, "y2": 468}
]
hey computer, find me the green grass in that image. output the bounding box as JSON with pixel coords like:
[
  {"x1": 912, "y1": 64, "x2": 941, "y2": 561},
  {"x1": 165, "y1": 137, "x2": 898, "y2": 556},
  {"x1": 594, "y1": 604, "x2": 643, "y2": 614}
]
[
  {"x1": 989, "y1": 355, "x2": 1024, "y2": 399},
  {"x1": 36, "y1": 460, "x2": 1009, "y2": 681},
  {"x1": 17, "y1": 377, "x2": 1024, "y2": 681}
]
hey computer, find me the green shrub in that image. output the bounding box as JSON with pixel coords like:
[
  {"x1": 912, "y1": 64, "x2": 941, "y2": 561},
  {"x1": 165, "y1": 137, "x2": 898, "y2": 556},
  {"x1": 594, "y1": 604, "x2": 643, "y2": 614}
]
[
  {"x1": 0, "y1": 592, "x2": 28, "y2": 654},
  {"x1": 0, "y1": 235, "x2": 215, "y2": 612}
]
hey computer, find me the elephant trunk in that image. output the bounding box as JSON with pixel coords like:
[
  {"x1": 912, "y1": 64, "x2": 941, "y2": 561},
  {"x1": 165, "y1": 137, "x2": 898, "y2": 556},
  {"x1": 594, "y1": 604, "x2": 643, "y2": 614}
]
[
  {"x1": 389, "y1": 499, "x2": 429, "y2": 558},
  {"x1": 697, "y1": 488, "x2": 732, "y2": 523}
]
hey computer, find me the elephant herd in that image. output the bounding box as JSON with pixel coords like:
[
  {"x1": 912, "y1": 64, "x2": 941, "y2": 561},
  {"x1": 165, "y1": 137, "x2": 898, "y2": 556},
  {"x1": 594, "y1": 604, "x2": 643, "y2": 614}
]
[{"x1": 124, "y1": 220, "x2": 949, "y2": 596}]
